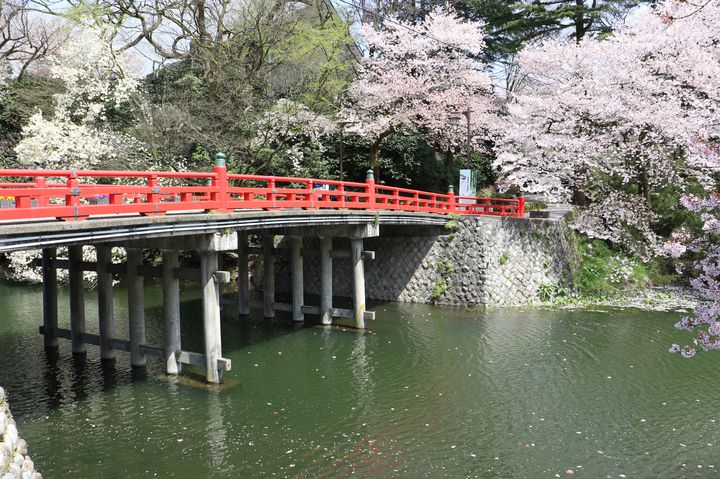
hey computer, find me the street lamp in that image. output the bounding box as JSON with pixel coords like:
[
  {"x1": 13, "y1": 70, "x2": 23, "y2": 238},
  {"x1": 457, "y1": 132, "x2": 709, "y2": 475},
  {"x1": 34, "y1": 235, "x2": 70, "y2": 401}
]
[
  {"x1": 337, "y1": 120, "x2": 356, "y2": 182},
  {"x1": 448, "y1": 108, "x2": 472, "y2": 169}
]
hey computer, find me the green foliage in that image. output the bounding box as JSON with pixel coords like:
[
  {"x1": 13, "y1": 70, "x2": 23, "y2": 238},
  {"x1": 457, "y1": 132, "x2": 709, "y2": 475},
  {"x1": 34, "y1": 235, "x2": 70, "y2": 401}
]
[
  {"x1": 338, "y1": 128, "x2": 498, "y2": 192},
  {"x1": 191, "y1": 144, "x2": 212, "y2": 167},
  {"x1": 0, "y1": 75, "x2": 62, "y2": 165},
  {"x1": 650, "y1": 182, "x2": 706, "y2": 237},
  {"x1": 138, "y1": 4, "x2": 356, "y2": 176},
  {"x1": 437, "y1": 259, "x2": 455, "y2": 275},
  {"x1": 525, "y1": 201, "x2": 548, "y2": 212},
  {"x1": 537, "y1": 283, "x2": 570, "y2": 302},
  {"x1": 431, "y1": 259, "x2": 455, "y2": 302},
  {"x1": 445, "y1": 214, "x2": 461, "y2": 239},
  {"x1": 499, "y1": 249, "x2": 510, "y2": 266},
  {"x1": 571, "y1": 236, "x2": 675, "y2": 298},
  {"x1": 460, "y1": 0, "x2": 643, "y2": 61},
  {"x1": 491, "y1": 191, "x2": 516, "y2": 199},
  {"x1": 431, "y1": 279, "x2": 450, "y2": 301},
  {"x1": 270, "y1": 17, "x2": 354, "y2": 111}
]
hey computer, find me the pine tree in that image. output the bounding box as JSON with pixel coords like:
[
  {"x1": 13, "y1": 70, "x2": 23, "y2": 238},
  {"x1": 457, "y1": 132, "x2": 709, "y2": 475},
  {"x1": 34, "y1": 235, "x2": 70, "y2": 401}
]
[{"x1": 462, "y1": 0, "x2": 644, "y2": 61}]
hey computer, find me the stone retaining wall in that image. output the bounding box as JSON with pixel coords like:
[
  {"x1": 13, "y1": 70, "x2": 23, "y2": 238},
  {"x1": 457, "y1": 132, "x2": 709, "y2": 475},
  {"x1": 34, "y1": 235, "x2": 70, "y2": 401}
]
[
  {"x1": 0, "y1": 387, "x2": 42, "y2": 479},
  {"x1": 274, "y1": 215, "x2": 576, "y2": 307}
]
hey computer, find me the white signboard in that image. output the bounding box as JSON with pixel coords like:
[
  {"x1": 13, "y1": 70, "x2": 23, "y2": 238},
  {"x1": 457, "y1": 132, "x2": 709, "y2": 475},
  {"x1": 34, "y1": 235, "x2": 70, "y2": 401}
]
[{"x1": 458, "y1": 169, "x2": 477, "y2": 203}]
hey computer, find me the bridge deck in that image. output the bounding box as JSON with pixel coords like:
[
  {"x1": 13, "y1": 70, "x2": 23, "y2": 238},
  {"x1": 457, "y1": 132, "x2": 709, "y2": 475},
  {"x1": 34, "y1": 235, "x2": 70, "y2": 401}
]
[{"x1": 0, "y1": 209, "x2": 449, "y2": 253}]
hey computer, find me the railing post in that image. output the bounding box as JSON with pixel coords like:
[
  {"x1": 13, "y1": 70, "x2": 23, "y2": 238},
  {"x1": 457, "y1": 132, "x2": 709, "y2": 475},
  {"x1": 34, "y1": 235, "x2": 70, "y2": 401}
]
[
  {"x1": 63, "y1": 170, "x2": 82, "y2": 221},
  {"x1": 35, "y1": 177, "x2": 47, "y2": 207},
  {"x1": 211, "y1": 152, "x2": 229, "y2": 213},
  {"x1": 337, "y1": 183, "x2": 346, "y2": 208},
  {"x1": 366, "y1": 170, "x2": 376, "y2": 209},
  {"x1": 146, "y1": 174, "x2": 163, "y2": 215},
  {"x1": 266, "y1": 178, "x2": 276, "y2": 208},
  {"x1": 307, "y1": 180, "x2": 316, "y2": 209},
  {"x1": 447, "y1": 185, "x2": 456, "y2": 213},
  {"x1": 517, "y1": 196, "x2": 526, "y2": 217}
]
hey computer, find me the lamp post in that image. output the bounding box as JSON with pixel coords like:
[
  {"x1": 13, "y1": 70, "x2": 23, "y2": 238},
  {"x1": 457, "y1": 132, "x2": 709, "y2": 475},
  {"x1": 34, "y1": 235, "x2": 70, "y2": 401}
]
[
  {"x1": 337, "y1": 120, "x2": 356, "y2": 182},
  {"x1": 448, "y1": 107, "x2": 472, "y2": 169}
]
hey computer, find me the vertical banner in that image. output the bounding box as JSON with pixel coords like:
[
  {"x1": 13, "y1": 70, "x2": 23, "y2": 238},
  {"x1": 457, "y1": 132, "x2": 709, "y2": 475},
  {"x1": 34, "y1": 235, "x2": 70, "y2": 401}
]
[{"x1": 458, "y1": 169, "x2": 477, "y2": 204}]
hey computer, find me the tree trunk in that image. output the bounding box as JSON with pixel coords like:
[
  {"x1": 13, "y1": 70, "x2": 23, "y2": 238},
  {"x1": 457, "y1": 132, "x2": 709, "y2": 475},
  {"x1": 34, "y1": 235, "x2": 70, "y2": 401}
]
[
  {"x1": 639, "y1": 167, "x2": 651, "y2": 206},
  {"x1": 369, "y1": 142, "x2": 380, "y2": 176},
  {"x1": 369, "y1": 129, "x2": 393, "y2": 181},
  {"x1": 444, "y1": 148, "x2": 454, "y2": 168},
  {"x1": 574, "y1": 0, "x2": 594, "y2": 42}
]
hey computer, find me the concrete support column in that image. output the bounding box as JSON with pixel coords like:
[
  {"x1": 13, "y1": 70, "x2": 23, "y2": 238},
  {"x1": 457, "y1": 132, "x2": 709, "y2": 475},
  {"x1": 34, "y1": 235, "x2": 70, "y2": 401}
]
[
  {"x1": 290, "y1": 236, "x2": 304, "y2": 322},
  {"x1": 162, "y1": 249, "x2": 181, "y2": 375},
  {"x1": 320, "y1": 236, "x2": 333, "y2": 325},
  {"x1": 201, "y1": 251, "x2": 223, "y2": 383},
  {"x1": 68, "y1": 245, "x2": 86, "y2": 355},
  {"x1": 41, "y1": 247, "x2": 58, "y2": 349},
  {"x1": 351, "y1": 238, "x2": 366, "y2": 330},
  {"x1": 237, "y1": 231, "x2": 250, "y2": 315},
  {"x1": 263, "y1": 236, "x2": 275, "y2": 319},
  {"x1": 96, "y1": 245, "x2": 115, "y2": 361},
  {"x1": 127, "y1": 248, "x2": 146, "y2": 368}
]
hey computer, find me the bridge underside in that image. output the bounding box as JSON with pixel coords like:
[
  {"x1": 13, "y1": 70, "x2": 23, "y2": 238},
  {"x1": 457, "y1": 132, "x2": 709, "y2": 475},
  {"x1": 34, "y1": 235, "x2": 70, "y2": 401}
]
[{"x1": 20, "y1": 210, "x2": 448, "y2": 384}]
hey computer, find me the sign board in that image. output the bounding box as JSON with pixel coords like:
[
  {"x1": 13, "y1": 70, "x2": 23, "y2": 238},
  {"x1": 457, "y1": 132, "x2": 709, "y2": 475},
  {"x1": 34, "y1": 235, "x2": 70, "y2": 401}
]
[{"x1": 458, "y1": 169, "x2": 477, "y2": 203}]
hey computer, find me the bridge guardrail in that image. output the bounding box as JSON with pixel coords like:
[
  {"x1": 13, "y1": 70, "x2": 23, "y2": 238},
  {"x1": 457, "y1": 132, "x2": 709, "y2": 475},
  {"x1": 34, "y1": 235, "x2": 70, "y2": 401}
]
[{"x1": 0, "y1": 154, "x2": 525, "y2": 221}]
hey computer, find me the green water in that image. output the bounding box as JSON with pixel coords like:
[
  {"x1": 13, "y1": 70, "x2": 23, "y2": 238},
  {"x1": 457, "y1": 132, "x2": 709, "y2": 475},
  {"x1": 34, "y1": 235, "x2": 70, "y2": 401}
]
[{"x1": 0, "y1": 280, "x2": 718, "y2": 478}]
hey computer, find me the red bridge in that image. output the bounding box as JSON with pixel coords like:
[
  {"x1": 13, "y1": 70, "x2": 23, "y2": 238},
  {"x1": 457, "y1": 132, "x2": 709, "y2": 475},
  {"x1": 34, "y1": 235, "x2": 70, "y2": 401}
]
[
  {"x1": 0, "y1": 154, "x2": 524, "y2": 222},
  {"x1": 0, "y1": 154, "x2": 528, "y2": 384}
]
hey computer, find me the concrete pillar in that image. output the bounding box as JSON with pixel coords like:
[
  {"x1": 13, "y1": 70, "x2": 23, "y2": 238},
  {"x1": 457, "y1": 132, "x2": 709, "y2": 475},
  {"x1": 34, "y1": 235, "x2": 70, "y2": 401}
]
[
  {"x1": 68, "y1": 245, "x2": 86, "y2": 355},
  {"x1": 320, "y1": 236, "x2": 333, "y2": 325},
  {"x1": 237, "y1": 231, "x2": 250, "y2": 315},
  {"x1": 201, "y1": 251, "x2": 223, "y2": 383},
  {"x1": 96, "y1": 245, "x2": 115, "y2": 361},
  {"x1": 162, "y1": 250, "x2": 181, "y2": 375},
  {"x1": 351, "y1": 238, "x2": 366, "y2": 330},
  {"x1": 127, "y1": 248, "x2": 146, "y2": 368},
  {"x1": 263, "y1": 236, "x2": 275, "y2": 319},
  {"x1": 290, "y1": 236, "x2": 304, "y2": 322},
  {"x1": 41, "y1": 247, "x2": 58, "y2": 349}
]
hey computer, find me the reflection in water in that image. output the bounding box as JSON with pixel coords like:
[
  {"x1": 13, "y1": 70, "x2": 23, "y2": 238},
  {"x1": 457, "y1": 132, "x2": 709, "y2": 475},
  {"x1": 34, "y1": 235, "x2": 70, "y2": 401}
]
[
  {"x1": 350, "y1": 333, "x2": 373, "y2": 411},
  {"x1": 207, "y1": 391, "x2": 227, "y2": 472},
  {"x1": 1, "y1": 281, "x2": 720, "y2": 478},
  {"x1": 41, "y1": 348, "x2": 63, "y2": 411}
]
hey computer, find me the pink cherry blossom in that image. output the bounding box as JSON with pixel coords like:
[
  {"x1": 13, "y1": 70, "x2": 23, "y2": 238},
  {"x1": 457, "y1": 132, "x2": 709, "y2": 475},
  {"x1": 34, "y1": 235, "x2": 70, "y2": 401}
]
[
  {"x1": 494, "y1": 0, "x2": 720, "y2": 256},
  {"x1": 342, "y1": 8, "x2": 498, "y2": 163}
]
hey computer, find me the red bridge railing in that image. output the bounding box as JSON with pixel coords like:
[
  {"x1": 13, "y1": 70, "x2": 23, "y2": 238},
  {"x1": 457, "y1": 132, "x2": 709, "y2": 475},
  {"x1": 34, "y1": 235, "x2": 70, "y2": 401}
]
[{"x1": 0, "y1": 155, "x2": 525, "y2": 222}]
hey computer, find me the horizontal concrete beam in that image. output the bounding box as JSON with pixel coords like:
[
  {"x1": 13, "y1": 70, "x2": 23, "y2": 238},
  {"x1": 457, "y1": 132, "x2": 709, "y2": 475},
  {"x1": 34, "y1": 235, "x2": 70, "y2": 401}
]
[
  {"x1": 258, "y1": 223, "x2": 380, "y2": 239},
  {"x1": 219, "y1": 298, "x2": 375, "y2": 320},
  {"x1": 50, "y1": 259, "x2": 231, "y2": 283},
  {"x1": 246, "y1": 246, "x2": 375, "y2": 260},
  {"x1": 39, "y1": 326, "x2": 231, "y2": 371},
  {"x1": 121, "y1": 232, "x2": 238, "y2": 252}
]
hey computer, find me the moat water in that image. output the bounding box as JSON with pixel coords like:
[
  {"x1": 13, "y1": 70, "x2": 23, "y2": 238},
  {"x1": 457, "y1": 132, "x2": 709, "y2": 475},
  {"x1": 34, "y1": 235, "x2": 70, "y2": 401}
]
[{"x1": 0, "y1": 280, "x2": 718, "y2": 477}]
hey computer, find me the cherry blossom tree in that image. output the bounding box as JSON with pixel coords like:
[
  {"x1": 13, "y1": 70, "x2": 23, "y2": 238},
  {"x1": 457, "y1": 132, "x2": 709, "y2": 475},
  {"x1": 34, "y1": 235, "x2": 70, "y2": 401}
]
[
  {"x1": 342, "y1": 8, "x2": 498, "y2": 172},
  {"x1": 666, "y1": 194, "x2": 720, "y2": 358},
  {"x1": 14, "y1": 25, "x2": 146, "y2": 170},
  {"x1": 494, "y1": 0, "x2": 720, "y2": 259},
  {"x1": 249, "y1": 99, "x2": 336, "y2": 176}
]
